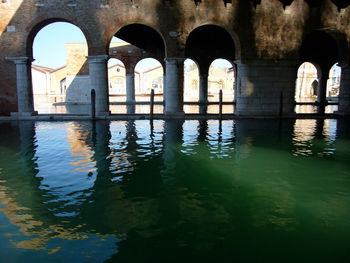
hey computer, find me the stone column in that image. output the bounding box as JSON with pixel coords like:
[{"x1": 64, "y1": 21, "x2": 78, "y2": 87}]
[
  {"x1": 316, "y1": 75, "x2": 328, "y2": 114},
  {"x1": 337, "y1": 64, "x2": 350, "y2": 115},
  {"x1": 6, "y1": 57, "x2": 37, "y2": 116},
  {"x1": 87, "y1": 55, "x2": 110, "y2": 116},
  {"x1": 164, "y1": 57, "x2": 185, "y2": 116},
  {"x1": 199, "y1": 74, "x2": 208, "y2": 114},
  {"x1": 234, "y1": 60, "x2": 298, "y2": 116},
  {"x1": 126, "y1": 73, "x2": 136, "y2": 114}
]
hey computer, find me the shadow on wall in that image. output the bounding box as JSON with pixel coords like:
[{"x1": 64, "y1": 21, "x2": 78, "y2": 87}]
[{"x1": 64, "y1": 55, "x2": 91, "y2": 104}]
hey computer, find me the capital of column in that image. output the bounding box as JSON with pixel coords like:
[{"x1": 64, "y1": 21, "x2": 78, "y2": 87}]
[
  {"x1": 87, "y1": 55, "x2": 109, "y2": 64},
  {"x1": 126, "y1": 73, "x2": 135, "y2": 78},
  {"x1": 234, "y1": 59, "x2": 298, "y2": 68},
  {"x1": 5, "y1": 56, "x2": 34, "y2": 64},
  {"x1": 164, "y1": 57, "x2": 186, "y2": 65}
]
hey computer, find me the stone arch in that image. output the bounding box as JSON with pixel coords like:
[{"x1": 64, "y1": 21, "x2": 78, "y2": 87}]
[
  {"x1": 136, "y1": 57, "x2": 165, "y2": 75},
  {"x1": 295, "y1": 61, "x2": 320, "y2": 102},
  {"x1": 26, "y1": 17, "x2": 91, "y2": 58},
  {"x1": 208, "y1": 58, "x2": 234, "y2": 102},
  {"x1": 109, "y1": 23, "x2": 166, "y2": 58},
  {"x1": 185, "y1": 24, "x2": 241, "y2": 70},
  {"x1": 300, "y1": 30, "x2": 347, "y2": 74},
  {"x1": 25, "y1": 19, "x2": 91, "y2": 114},
  {"x1": 299, "y1": 30, "x2": 347, "y2": 111},
  {"x1": 134, "y1": 58, "x2": 164, "y2": 95}
]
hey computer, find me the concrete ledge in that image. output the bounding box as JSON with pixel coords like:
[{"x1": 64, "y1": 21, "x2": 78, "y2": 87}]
[
  {"x1": 164, "y1": 111, "x2": 186, "y2": 118},
  {"x1": 11, "y1": 111, "x2": 38, "y2": 117},
  {"x1": 0, "y1": 113, "x2": 349, "y2": 122}
]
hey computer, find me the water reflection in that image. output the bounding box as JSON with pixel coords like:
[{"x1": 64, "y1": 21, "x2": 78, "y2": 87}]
[
  {"x1": 0, "y1": 119, "x2": 350, "y2": 262},
  {"x1": 295, "y1": 104, "x2": 338, "y2": 114}
]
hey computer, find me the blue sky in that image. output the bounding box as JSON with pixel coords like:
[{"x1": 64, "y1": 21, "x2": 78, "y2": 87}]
[
  {"x1": 33, "y1": 22, "x2": 232, "y2": 71},
  {"x1": 33, "y1": 22, "x2": 87, "y2": 69}
]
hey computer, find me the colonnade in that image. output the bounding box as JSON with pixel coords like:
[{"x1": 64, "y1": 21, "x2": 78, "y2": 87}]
[{"x1": 7, "y1": 55, "x2": 350, "y2": 117}]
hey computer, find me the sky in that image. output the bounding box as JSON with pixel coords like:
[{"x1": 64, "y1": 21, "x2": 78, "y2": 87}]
[{"x1": 33, "y1": 22, "x2": 233, "y2": 72}]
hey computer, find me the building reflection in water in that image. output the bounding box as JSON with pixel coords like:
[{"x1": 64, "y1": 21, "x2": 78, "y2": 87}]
[
  {"x1": 292, "y1": 119, "x2": 338, "y2": 157},
  {"x1": 0, "y1": 121, "x2": 121, "y2": 258},
  {"x1": 295, "y1": 105, "x2": 338, "y2": 114},
  {"x1": 0, "y1": 119, "x2": 350, "y2": 261}
]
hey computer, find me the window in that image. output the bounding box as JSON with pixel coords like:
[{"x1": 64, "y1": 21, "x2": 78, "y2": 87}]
[{"x1": 60, "y1": 78, "x2": 66, "y2": 94}]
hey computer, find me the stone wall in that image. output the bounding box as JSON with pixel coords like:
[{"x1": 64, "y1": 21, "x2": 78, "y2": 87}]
[{"x1": 0, "y1": 0, "x2": 349, "y2": 115}]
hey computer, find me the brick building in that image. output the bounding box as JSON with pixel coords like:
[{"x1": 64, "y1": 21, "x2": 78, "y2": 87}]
[{"x1": 1, "y1": 0, "x2": 350, "y2": 116}]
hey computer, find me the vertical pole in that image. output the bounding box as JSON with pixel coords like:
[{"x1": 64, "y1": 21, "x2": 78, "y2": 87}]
[
  {"x1": 126, "y1": 73, "x2": 136, "y2": 114},
  {"x1": 279, "y1": 91, "x2": 283, "y2": 117},
  {"x1": 199, "y1": 73, "x2": 208, "y2": 114},
  {"x1": 91, "y1": 89, "x2": 96, "y2": 119},
  {"x1": 150, "y1": 89, "x2": 154, "y2": 120},
  {"x1": 219, "y1": 89, "x2": 223, "y2": 120}
]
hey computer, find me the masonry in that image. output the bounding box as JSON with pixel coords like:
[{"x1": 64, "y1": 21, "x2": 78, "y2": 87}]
[{"x1": 0, "y1": 0, "x2": 349, "y2": 117}]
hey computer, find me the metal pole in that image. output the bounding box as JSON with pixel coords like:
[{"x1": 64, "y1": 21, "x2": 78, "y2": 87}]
[
  {"x1": 91, "y1": 89, "x2": 96, "y2": 119},
  {"x1": 219, "y1": 89, "x2": 223, "y2": 120},
  {"x1": 150, "y1": 89, "x2": 154, "y2": 120},
  {"x1": 279, "y1": 91, "x2": 283, "y2": 117}
]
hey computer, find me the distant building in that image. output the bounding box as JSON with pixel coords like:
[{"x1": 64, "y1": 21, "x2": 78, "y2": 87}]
[
  {"x1": 295, "y1": 62, "x2": 341, "y2": 102},
  {"x1": 31, "y1": 65, "x2": 54, "y2": 95},
  {"x1": 140, "y1": 66, "x2": 163, "y2": 94},
  {"x1": 32, "y1": 43, "x2": 236, "y2": 104}
]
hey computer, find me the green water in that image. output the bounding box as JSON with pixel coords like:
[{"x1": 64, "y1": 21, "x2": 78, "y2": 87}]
[{"x1": 0, "y1": 119, "x2": 350, "y2": 262}]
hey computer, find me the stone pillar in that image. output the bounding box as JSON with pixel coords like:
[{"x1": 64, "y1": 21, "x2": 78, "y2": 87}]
[
  {"x1": 87, "y1": 55, "x2": 110, "y2": 116},
  {"x1": 164, "y1": 57, "x2": 185, "y2": 116},
  {"x1": 199, "y1": 74, "x2": 208, "y2": 114},
  {"x1": 337, "y1": 64, "x2": 350, "y2": 115},
  {"x1": 126, "y1": 73, "x2": 136, "y2": 114},
  {"x1": 6, "y1": 57, "x2": 37, "y2": 116},
  {"x1": 234, "y1": 60, "x2": 298, "y2": 116},
  {"x1": 316, "y1": 75, "x2": 328, "y2": 114}
]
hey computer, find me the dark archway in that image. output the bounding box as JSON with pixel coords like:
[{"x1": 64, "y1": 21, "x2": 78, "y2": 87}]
[
  {"x1": 300, "y1": 31, "x2": 339, "y2": 73},
  {"x1": 300, "y1": 31, "x2": 340, "y2": 112},
  {"x1": 114, "y1": 24, "x2": 165, "y2": 57},
  {"x1": 185, "y1": 25, "x2": 236, "y2": 74}
]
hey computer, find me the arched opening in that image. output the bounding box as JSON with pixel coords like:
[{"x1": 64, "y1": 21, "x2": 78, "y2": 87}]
[
  {"x1": 327, "y1": 63, "x2": 341, "y2": 99},
  {"x1": 295, "y1": 62, "x2": 319, "y2": 114},
  {"x1": 295, "y1": 62, "x2": 319, "y2": 109},
  {"x1": 184, "y1": 59, "x2": 199, "y2": 114},
  {"x1": 109, "y1": 24, "x2": 166, "y2": 114},
  {"x1": 208, "y1": 59, "x2": 234, "y2": 114},
  {"x1": 108, "y1": 56, "x2": 127, "y2": 114},
  {"x1": 185, "y1": 25, "x2": 236, "y2": 64},
  {"x1": 185, "y1": 25, "x2": 236, "y2": 115},
  {"x1": 135, "y1": 58, "x2": 164, "y2": 114},
  {"x1": 31, "y1": 21, "x2": 88, "y2": 114},
  {"x1": 299, "y1": 31, "x2": 339, "y2": 113},
  {"x1": 326, "y1": 63, "x2": 341, "y2": 113},
  {"x1": 113, "y1": 23, "x2": 165, "y2": 57}
]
